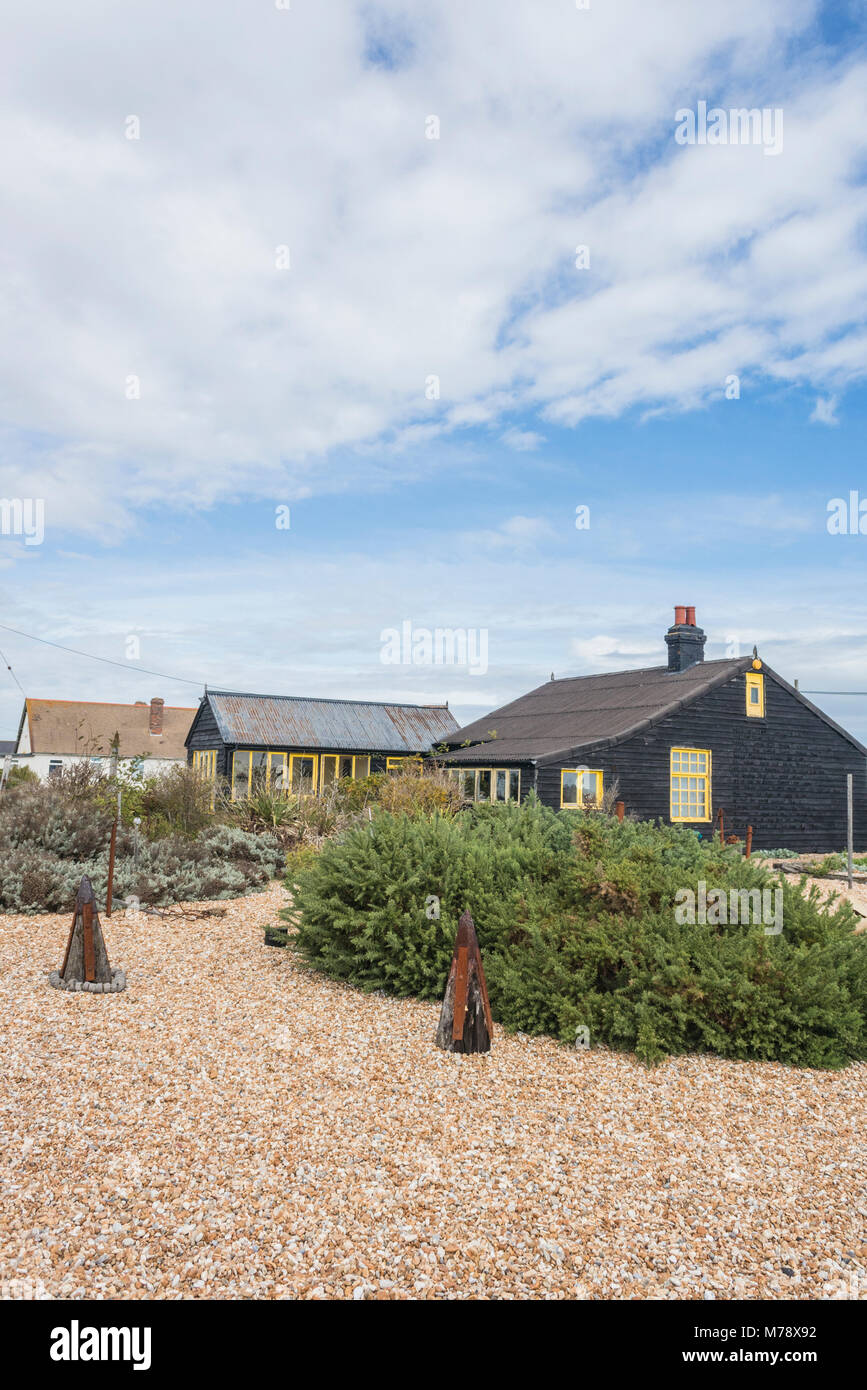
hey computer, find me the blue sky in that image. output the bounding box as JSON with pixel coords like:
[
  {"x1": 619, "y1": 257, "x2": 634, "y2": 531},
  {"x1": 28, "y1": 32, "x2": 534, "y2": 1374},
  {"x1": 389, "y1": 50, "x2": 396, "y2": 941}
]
[{"x1": 1, "y1": 1, "x2": 867, "y2": 743}]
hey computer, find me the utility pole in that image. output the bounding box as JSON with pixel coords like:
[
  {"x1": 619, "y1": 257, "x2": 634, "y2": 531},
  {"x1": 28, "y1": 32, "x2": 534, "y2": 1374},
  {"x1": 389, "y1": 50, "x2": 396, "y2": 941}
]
[{"x1": 847, "y1": 773, "x2": 854, "y2": 890}]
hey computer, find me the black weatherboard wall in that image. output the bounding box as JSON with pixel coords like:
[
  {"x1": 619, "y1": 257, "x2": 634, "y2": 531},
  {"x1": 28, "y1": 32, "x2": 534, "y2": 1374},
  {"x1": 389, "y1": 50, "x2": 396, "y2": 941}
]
[
  {"x1": 187, "y1": 697, "x2": 228, "y2": 774},
  {"x1": 535, "y1": 668, "x2": 866, "y2": 852},
  {"x1": 441, "y1": 608, "x2": 867, "y2": 852}
]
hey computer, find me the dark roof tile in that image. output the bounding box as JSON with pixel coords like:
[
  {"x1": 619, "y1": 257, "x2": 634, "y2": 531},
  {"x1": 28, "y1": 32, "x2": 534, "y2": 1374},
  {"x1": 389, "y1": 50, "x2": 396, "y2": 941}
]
[{"x1": 442, "y1": 659, "x2": 750, "y2": 762}]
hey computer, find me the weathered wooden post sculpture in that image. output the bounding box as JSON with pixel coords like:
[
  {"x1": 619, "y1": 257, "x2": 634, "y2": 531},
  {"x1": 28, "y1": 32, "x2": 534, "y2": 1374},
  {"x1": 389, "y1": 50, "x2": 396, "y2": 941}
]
[
  {"x1": 436, "y1": 909, "x2": 493, "y2": 1053},
  {"x1": 49, "y1": 875, "x2": 126, "y2": 993}
]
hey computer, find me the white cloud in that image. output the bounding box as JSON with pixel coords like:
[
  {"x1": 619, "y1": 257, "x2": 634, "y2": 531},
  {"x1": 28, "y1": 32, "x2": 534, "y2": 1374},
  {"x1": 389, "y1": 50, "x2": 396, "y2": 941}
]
[
  {"x1": 810, "y1": 395, "x2": 840, "y2": 426},
  {"x1": 501, "y1": 427, "x2": 545, "y2": 452},
  {"x1": 461, "y1": 515, "x2": 555, "y2": 552},
  {"x1": 0, "y1": 1, "x2": 863, "y2": 536}
]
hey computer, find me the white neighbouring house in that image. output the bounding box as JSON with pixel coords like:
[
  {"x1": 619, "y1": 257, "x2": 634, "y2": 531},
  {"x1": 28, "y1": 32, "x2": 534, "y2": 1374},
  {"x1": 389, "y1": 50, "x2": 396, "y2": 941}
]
[{"x1": 10, "y1": 697, "x2": 197, "y2": 781}]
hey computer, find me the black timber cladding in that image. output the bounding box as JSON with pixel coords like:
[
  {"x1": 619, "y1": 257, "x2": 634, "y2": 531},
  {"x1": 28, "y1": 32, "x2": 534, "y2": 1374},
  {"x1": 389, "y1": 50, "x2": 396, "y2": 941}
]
[
  {"x1": 533, "y1": 668, "x2": 866, "y2": 851},
  {"x1": 441, "y1": 661, "x2": 867, "y2": 852}
]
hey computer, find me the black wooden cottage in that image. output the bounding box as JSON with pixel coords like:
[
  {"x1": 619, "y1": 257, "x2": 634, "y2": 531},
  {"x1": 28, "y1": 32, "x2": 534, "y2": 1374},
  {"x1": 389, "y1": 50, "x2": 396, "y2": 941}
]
[
  {"x1": 439, "y1": 608, "x2": 866, "y2": 852},
  {"x1": 185, "y1": 689, "x2": 458, "y2": 797}
]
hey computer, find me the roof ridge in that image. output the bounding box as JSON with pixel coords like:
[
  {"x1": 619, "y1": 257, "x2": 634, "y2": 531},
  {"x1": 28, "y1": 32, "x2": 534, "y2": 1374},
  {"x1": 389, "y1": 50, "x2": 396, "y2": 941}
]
[
  {"x1": 548, "y1": 656, "x2": 742, "y2": 684},
  {"x1": 25, "y1": 698, "x2": 197, "y2": 710},
  {"x1": 207, "y1": 690, "x2": 450, "y2": 710}
]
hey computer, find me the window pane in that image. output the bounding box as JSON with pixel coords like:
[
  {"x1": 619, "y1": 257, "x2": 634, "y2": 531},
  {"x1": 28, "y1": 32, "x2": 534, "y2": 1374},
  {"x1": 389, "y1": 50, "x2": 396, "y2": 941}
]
[
  {"x1": 477, "y1": 769, "x2": 491, "y2": 801},
  {"x1": 562, "y1": 771, "x2": 578, "y2": 805},
  {"x1": 233, "y1": 752, "x2": 250, "y2": 799},
  {"x1": 509, "y1": 770, "x2": 520, "y2": 801},
  {"x1": 581, "y1": 772, "x2": 598, "y2": 805},
  {"x1": 353, "y1": 756, "x2": 370, "y2": 780},
  {"x1": 461, "y1": 770, "x2": 475, "y2": 799},
  {"x1": 495, "y1": 770, "x2": 507, "y2": 802},
  {"x1": 291, "y1": 756, "x2": 316, "y2": 794},
  {"x1": 338, "y1": 755, "x2": 354, "y2": 779},
  {"x1": 320, "y1": 755, "x2": 337, "y2": 788}
]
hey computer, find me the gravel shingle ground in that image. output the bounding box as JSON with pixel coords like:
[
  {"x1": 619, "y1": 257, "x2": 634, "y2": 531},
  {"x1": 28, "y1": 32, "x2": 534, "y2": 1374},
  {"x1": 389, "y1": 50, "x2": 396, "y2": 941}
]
[{"x1": 1, "y1": 882, "x2": 864, "y2": 1301}]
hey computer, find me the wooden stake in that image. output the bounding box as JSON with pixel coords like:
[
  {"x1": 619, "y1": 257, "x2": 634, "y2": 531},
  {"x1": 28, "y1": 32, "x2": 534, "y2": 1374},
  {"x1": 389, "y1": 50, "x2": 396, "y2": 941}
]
[
  {"x1": 106, "y1": 815, "x2": 118, "y2": 917},
  {"x1": 745, "y1": 825, "x2": 753, "y2": 860},
  {"x1": 616, "y1": 800, "x2": 625, "y2": 822},
  {"x1": 436, "y1": 910, "x2": 493, "y2": 1054},
  {"x1": 59, "y1": 877, "x2": 114, "y2": 986}
]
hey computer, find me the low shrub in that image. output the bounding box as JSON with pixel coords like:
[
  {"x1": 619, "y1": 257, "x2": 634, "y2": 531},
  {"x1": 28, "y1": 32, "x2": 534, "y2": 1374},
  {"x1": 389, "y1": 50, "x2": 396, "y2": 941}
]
[
  {"x1": 4, "y1": 766, "x2": 39, "y2": 788},
  {"x1": 812, "y1": 853, "x2": 845, "y2": 876},
  {"x1": 0, "y1": 800, "x2": 285, "y2": 912},
  {"x1": 289, "y1": 798, "x2": 866, "y2": 1068},
  {"x1": 137, "y1": 764, "x2": 216, "y2": 839}
]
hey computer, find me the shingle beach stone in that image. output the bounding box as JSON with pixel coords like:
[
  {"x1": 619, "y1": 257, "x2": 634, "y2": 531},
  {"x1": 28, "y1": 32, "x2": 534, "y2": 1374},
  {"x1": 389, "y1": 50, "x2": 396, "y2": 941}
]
[{"x1": 0, "y1": 882, "x2": 863, "y2": 1300}]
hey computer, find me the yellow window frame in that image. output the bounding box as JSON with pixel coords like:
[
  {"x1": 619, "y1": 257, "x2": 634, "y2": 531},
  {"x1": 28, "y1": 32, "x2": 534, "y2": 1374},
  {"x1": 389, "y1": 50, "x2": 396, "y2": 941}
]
[
  {"x1": 560, "y1": 768, "x2": 603, "y2": 809},
  {"x1": 745, "y1": 672, "x2": 765, "y2": 717},
  {"x1": 320, "y1": 753, "x2": 368, "y2": 788},
  {"x1": 288, "y1": 752, "x2": 319, "y2": 796},
  {"x1": 670, "y1": 747, "x2": 712, "y2": 822},
  {"x1": 450, "y1": 767, "x2": 521, "y2": 802},
  {"x1": 268, "y1": 751, "x2": 288, "y2": 791},
  {"x1": 192, "y1": 750, "x2": 217, "y2": 781},
  {"x1": 386, "y1": 756, "x2": 422, "y2": 772},
  {"x1": 232, "y1": 750, "x2": 251, "y2": 800}
]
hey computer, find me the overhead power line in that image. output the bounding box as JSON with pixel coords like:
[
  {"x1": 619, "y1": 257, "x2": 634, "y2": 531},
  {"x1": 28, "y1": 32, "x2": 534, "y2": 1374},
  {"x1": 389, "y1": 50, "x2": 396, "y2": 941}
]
[
  {"x1": 0, "y1": 621, "x2": 206, "y2": 689},
  {"x1": 0, "y1": 644, "x2": 26, "y2": 696},
  {"x1": 801, "y1": 691, "x2": 867, "y2": 696}
]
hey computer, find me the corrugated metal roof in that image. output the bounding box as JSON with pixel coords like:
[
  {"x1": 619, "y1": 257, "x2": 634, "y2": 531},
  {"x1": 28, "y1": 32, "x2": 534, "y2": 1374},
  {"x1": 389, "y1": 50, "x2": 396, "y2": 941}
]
[{"x1": 206, "y1": 690, "x2": 459, "y2": 753}]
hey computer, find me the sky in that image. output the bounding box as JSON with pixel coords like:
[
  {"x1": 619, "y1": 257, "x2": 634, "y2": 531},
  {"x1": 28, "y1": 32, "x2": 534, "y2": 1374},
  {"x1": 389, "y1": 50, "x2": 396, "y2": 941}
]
[{"x1": 1, "y1": 0, "x2": 867, "y2": 742}]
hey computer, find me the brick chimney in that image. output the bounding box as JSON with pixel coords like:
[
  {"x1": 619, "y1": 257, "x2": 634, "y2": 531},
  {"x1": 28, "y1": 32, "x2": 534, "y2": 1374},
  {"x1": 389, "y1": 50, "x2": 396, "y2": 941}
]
[
  {"x1": 149, "y1": 697, "x2": 164, "y2": 736},
  {"x1": 665, "y1": 606, "x2": 706, "y2": 673}
]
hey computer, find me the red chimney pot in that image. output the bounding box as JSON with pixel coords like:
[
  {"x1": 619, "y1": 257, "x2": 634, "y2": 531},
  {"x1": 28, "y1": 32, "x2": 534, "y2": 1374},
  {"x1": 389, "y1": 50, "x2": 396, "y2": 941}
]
[
  {"x1": 685, "y1": 605, "x2": 696, "y2": 627},
  {"x1": 674, "y1": 605, "x2": 687, "y2": 627}
]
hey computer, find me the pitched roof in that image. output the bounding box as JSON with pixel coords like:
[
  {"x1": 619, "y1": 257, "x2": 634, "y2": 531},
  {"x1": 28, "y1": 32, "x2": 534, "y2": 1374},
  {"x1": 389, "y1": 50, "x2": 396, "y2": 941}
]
[
  {"x1": 441, "y1": 658, "x2": 753, "y2": 763},
  {"x1": 19, "y1": 699, "x2": 196, "y2": 760},
  {"x1": 199, "y1": 690, "x2": 459, "y2": 753},
  {"x1": 0, "y1": 740, "x2": 16, "y2": 757}
]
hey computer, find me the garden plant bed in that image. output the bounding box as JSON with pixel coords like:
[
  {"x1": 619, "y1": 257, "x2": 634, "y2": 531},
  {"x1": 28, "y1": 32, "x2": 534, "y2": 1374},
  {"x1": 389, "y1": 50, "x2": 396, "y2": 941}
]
[{"x1": 0, "y1": 882, "x2": 863, "y2": 1301}]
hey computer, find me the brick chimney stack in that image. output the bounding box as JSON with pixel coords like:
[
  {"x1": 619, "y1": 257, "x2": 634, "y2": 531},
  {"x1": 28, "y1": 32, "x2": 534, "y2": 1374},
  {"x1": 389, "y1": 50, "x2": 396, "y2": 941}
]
[
  {"x1": 149, "y1": 697, "x2": 164, "y2": 735},
  {"x1": 665, "y1": 606, "x2": 706, "y2": 673}
]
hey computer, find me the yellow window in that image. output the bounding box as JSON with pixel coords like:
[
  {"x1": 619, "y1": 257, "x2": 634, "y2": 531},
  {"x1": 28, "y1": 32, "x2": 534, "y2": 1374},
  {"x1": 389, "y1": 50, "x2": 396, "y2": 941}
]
[
  {"x1": 232, "y1": 750, "x2": 251, "y2": 800},
  {"x1": 670, "y1": 748, "x2": 711, "y2": 821},
  {"x1": 353, "y1": 755, "x2": 370, "y2": 779},
  {"x1": 268, "y1": 752, "x2": 288, "y2": 791},
  {"x1": 289, "y1": 754, "x2": 318, "y2": 796},
  {"x1": 192, "y1": 750, "x2": 216, "y2": 780},
  {"x1": 745, "y1": 672, "x2": 765, "y2": 717},
  {"x1": 450, "y1": 767, "x2": 521, "y2": 801},
  {"x1": 561, "y1": 769, "x2": 603, "y2": 808},
  {"x1": 320, "y1": 754, "x2": 339, "y2": 789}
]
